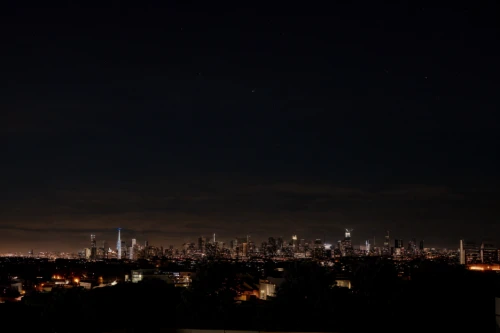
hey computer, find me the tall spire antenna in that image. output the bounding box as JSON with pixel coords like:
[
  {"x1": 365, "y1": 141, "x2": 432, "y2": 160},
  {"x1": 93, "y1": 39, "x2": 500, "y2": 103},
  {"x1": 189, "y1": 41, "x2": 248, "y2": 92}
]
[
  {"x1": 117, "y1": 228, "x2": 122, "y2": 259},
  {"x1": 213, "y1": 233, "x2": 216, "y2": 243}
]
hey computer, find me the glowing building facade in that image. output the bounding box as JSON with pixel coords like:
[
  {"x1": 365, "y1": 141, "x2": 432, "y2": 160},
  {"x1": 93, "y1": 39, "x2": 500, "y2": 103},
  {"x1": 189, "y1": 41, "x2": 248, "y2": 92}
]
[{"x1": 117, "y1": 228, "x2": 122, "y2": 259}]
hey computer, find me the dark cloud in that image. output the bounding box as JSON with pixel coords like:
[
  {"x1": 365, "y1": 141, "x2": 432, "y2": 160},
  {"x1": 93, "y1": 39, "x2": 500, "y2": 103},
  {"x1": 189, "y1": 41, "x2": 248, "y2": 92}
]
[{"x1": 1, "y1": 180, "x2": 499, "y2": 252}]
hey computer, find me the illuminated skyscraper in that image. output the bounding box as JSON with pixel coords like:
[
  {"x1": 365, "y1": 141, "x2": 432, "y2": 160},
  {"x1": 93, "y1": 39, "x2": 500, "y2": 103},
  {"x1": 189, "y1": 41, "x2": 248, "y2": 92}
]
[
  {"x1": 129, "y1": 246, "x2": 134, "y2": 260},
  {"x1": 383, "y1": 231, "x2": 390, "y2": 256},
  {"x1": 117, "y1": 228, "x2": 122, "y2": 259},
  {"x1": 408, "y1": 238, "x2": 417, "y2": 254},
  {"x1": 345, "y1": 229, "x2": 352, "y2": 239},
  {"x1": 90, "y1": 234, "x2": 97, "y2": 260},
  {"x1": 341, "y1": 229, "x2": 353, "y2": 256},
  {"x1": 291, "y1": 235, "x2": 298, "y2": 252}
]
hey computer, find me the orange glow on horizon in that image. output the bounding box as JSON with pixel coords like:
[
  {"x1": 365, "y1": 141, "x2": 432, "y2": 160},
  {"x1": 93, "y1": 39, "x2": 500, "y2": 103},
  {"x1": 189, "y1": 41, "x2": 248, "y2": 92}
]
[
  {"x1": 468, "y1": 264, "x2": 500, "y2": 271},
  {"x1": 469, "y1": 266, "x2": 484, "y2": 270}
]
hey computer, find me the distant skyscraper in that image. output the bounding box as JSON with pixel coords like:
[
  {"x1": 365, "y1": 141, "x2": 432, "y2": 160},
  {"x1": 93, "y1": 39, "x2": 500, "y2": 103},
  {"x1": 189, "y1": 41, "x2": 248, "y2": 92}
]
[
  {"x1": 395, "y1": 239, "x2": 403, "y2": 248},
  {"x1": 345, "y1": 229, "x2": 352, "y2": 239},
  {"x1": 198, "y1": 237, "x2": 206, "y2": 253},
  {"x1": 103, "y1": 241, "x2": 108, "y2": 259},
  {"x1": 459, "y1": 239, "x2": 465, "y2": 265},
  {"x1": 117, "y1": 228, "x2": 122, "y2": 259},
  {"x1": 128, "y1": 246, "x2": 134, "y2": 260},
  {"x1": 408, "y1": 238, "x2": 417, "y2": 254},
  {"x1": 383, "y1": 231, "x2": 390, "y2": 256},
  {"x1": 393, "y1": 239, "x2": 403, "y2": 257},
  {"x1": 90, "y1": 234, "x2": 97, "y2": 260},
  {"x1": 341, "y1": 229, "x2": 353, "y2": 256},
  {"x1": 84, "y1": 248, "x2": 91, "y2": 259},
  {"x1": 291, "y1": 235, "x2": 298, "y2": 252},
  {"x1": 481, "y1": 240, "x2": 497, "y2": 264}
]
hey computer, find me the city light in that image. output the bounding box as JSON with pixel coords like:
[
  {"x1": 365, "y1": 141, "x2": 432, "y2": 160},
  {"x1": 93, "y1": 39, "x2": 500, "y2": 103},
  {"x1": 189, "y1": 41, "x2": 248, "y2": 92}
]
[
  {"x1": 468, "y1": 264, "x2": 500, "y2": 271},
  {"x1": 469, "y1": 266, "x2": 484, "y2": 270}
]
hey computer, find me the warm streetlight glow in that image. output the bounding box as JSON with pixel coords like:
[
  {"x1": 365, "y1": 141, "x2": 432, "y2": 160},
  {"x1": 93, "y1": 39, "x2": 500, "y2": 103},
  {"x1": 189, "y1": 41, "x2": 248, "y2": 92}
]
[
  {"x1": 469, "y1": 266, "x2": 484, "y2": 270},
  {"x1": 74, "y1": 278, "x2": 80, "y2": 283}
]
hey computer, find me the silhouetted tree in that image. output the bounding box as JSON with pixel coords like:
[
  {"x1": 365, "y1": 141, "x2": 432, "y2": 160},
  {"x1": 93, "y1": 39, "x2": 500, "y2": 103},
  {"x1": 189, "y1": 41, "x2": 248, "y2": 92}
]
[{"x1": 178, "y1": 262, "x2": 238, "y2": 328}]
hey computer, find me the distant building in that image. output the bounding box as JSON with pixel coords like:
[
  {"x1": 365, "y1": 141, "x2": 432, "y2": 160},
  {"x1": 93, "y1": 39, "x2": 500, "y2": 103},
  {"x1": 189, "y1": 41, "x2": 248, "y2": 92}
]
[
  {"x1": 128, "y1": 246, "x2": 134, "y2": 260},
  {"x1": 341, "y1": 229, "x2": 353, "y2": 256},
  {"x1": 364, "y1": 240, "x2": 371, "y2": 253},
  {"x1": 291, "y1": 235, "x2": 298, "y2": 252},
  {"x1": 197, "y1": 236, "x2": 206, "y2": 254},
  {"x1": 383, "y1": 231, "x2": 391, "y2": 256},
  {"x1": 480, "y1": 241, "x2": 497, "y2": 264},
  {"x1": 116, "y1": 228, "x2": 122, "y2": 259},
  {"x1": 90, "y1": 234, "x2": 97, "y2": 260},
  {"x1": 407, "y1": 238, "x2": 417, "y2": 254},
  {"x1": 259, "y1": 276, "x2": 284, "y2": 300},
  {"x1": 395, "y1": 239, "x2": 403, "y2": 248},
  {"x1": 460, "y1": 240, "x2": 480, "y2": 265},
  {"x1": 335, "y1": 279, "x2": 352, "y2": 289},
  {"x1": 393, "y1": 239, "x2": 403, "y2": 257},
  {"x1": 84, "y1": 248, "x2": 91, "y2": 259},
  {"x1": 9, "y1": 280, "x2": 23, "y2": 293},
  {"x1": 79, "y1": 281, "x2": 92, "y2": 290},
  {"x1": 131, "y1": 269, "x2": 193, "y2": 287}
]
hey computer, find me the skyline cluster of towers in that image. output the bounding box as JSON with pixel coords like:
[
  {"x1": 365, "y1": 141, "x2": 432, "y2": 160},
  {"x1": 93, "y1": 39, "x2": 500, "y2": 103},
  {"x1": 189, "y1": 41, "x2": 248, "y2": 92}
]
[
  {"x1": 80, "y1": 227, "x2": 429, "y2": 260},
  {"x1": 76, "y1": 227, "x2": 500, "y2": 263}
]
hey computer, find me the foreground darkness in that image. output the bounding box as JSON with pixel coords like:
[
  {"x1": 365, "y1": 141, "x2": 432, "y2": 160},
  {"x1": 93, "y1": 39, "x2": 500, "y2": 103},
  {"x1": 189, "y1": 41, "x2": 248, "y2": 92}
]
[{"x1": 0, "y1": 259, "x2": 497, "y2": 332}]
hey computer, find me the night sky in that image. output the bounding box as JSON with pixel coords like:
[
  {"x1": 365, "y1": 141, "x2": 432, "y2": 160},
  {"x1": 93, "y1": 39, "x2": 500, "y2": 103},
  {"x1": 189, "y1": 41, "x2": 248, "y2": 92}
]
[{"x1": 1, "y1": 1, "x2": 499, "y2": 252}]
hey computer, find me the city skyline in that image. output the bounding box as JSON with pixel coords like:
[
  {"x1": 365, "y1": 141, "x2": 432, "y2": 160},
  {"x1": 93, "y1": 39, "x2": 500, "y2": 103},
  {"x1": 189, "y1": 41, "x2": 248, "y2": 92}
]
[{"x1": 1, "y1": 224, "x2": 492, "y2": 254}]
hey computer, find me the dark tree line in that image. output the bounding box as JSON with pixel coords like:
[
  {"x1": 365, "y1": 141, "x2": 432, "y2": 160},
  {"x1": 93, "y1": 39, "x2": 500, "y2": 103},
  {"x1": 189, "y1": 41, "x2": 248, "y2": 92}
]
[{"x1": 2, "y1": 260, "x2": 497, "y2": 332}]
